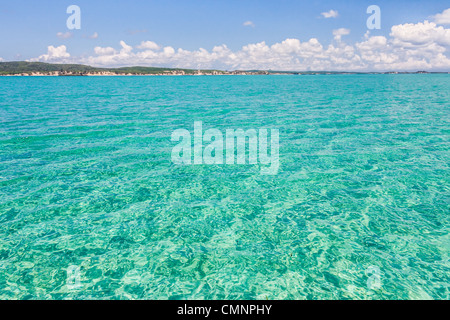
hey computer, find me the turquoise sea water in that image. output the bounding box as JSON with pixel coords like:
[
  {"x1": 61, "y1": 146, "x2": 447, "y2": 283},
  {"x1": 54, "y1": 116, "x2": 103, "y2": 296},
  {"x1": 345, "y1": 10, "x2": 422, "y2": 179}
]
[{"x1": 0, "y1": 75, "x2": 448, "y2": 300}]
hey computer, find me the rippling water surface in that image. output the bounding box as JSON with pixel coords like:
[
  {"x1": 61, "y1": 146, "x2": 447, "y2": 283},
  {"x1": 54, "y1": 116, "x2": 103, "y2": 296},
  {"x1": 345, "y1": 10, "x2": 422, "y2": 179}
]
[{"x1": 0, "y1": 75, "x2": 448, "y2": 299}]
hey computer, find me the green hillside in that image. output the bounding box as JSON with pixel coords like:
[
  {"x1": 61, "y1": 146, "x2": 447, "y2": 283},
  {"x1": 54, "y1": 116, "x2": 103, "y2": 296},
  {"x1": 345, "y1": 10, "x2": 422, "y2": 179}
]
[{"x1": 0, "y1": 61, "x2": 224, "y2": 75}]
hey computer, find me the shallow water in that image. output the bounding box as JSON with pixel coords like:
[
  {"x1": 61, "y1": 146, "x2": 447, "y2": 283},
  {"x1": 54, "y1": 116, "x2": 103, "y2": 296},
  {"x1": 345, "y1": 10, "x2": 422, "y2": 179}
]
[{"x1": 0, "y1": 75, "x2": 448, "y2": 299}]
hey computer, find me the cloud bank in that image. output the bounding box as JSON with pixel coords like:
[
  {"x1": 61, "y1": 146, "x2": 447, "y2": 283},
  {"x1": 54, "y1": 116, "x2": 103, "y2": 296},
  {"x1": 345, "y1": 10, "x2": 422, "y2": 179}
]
[{"x1": 28, "y1": 14, "x2": 450, "y2": 72}]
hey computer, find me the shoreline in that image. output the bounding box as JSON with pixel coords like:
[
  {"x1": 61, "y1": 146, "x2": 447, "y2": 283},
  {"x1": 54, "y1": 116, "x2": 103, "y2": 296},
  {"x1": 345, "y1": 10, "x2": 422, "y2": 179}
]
[
  {"x1": 1, "y1": 62, "x2": 449, "y2": 76},
  {"x1": 1, "y1": 71, "x2": 449, "y2": 77}
]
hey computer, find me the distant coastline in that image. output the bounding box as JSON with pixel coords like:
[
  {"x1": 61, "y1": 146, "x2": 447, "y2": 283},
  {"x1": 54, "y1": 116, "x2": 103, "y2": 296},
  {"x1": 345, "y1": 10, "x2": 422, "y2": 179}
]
[{"x1": 0, "y1": 61, "x2": 449, "y2": 76}]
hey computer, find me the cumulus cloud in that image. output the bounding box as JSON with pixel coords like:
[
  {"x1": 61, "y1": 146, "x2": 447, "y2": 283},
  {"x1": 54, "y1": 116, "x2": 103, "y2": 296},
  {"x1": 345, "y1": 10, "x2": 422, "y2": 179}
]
[
  {"x1": 56, "y1": 32, "x2": 73, "y2": 39},
  {"x1": 390, "y1": 21, "x2": 450, "y2": 46},
  {"x1": 243, "y1": 21, "x2": 255, "y2": 27},
  {"x1": 88, "y1": 32, "x2": 99, "y2": 39},
  {"x1": 30, "y1": 45, "x2": 70, "y2": 62},
  {"x1": 120, "y1": 40, "x2": 133, "y2": 53},
  {"x1": 321, "y1": 10, "x2": 339, "y2": 18},
  {"x1": 94, "y1": 46, "x2": 116, "y2": 55},
  {"x1": 434, "y1": 8, "x2": 450, "y2": 25},
  {"x1": 29, "y1": 13, "x2": 450, "y2": 72},
  {"x1": 0, "y1": 57, "x2": 4, "y2": 62},
  {"x1": 333, "y1": 28, "x2": 350, "y2": 41},
  {"x1": 136, "y1": 41, "x2": 160, "y2": 50}
]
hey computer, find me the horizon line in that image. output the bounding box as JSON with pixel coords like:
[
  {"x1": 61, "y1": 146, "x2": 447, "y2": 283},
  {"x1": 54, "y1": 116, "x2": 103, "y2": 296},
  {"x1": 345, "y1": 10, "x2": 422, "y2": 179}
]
[{"x1": 1, "y1": 61, "x2": 450, "y2": 75}]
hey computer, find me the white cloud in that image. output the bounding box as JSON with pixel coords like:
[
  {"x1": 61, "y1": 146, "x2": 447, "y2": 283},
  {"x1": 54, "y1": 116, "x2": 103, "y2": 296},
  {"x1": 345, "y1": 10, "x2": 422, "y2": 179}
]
[
  {"x1": 94, "y1": 46, "x2": 116, "y2": 55},
  {"x1": 333, "y1": 28, "x2": 350, "y2": 41},
  {"x1": 56, "y1": 32, "x2": 73, "y2": 39},
  {"x1": 89, "y1": 32, "x2": 99, "y2": 39},
  {"x1": 321, "y1": 10, "x2": 339, "y2": 18},
  {"x1": 30, "y1": 45, "x2": 70, "y2": 62},
  {"x1": 243, "y1": 21, "x2": 255, "y2": 27},
  {"x1": 120, "y1": 40, "x2": 133, "y2": 53},
  {"x1": 0, "y1": 57, "x2": 4, "y2": 62},
  {"x1": 136, "y1": 41, "x2": 160, "y2": 50},
  {"x1": 163, "y1": 46, "x2": 175, "y2": 55},
  {"x1": 357, "y1": 36, "x2": 388, "y2": 51},
  {"x1": 390, "y1": 21, "x2": 450, "y2": 46},
  {"x1": 434, "y1": 8, "x2": 450, "y2": 25}
]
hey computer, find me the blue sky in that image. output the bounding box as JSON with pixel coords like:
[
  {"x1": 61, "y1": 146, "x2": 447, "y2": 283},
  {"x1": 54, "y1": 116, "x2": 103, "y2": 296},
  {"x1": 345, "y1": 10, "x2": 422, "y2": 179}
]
[{"x1": 1, "y1": 0, "x2": 450, "y2": 71}]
